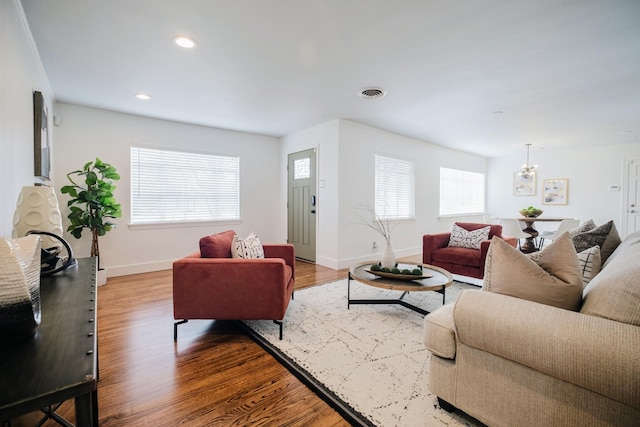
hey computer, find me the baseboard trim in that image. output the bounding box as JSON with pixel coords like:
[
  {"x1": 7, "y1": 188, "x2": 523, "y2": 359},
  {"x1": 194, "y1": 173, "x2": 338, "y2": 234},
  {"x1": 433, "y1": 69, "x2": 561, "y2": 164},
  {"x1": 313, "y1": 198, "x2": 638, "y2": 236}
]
[{"x1": 107, "y1": 260, "x2": 173, "y2": 277}]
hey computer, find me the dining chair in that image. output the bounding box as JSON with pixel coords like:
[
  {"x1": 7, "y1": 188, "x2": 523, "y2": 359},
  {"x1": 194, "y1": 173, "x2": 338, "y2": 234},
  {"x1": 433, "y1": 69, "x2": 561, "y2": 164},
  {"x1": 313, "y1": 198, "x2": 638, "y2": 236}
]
[
  {"x1": 498, "y1": 218, "x2": 530, "y2": 250},
  {"x1": 482, "y1": 214, "x2": 499, "y2": 224},
  {"x1": 538, "y1": 218, "x2": 580, "y2": 249}
]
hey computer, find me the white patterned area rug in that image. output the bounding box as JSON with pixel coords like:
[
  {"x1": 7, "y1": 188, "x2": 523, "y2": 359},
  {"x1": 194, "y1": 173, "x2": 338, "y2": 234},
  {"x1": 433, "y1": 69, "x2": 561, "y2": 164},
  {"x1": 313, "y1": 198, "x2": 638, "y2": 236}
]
[{"x1": 241, "y1": 279, "x2": 483, "y2": 427}]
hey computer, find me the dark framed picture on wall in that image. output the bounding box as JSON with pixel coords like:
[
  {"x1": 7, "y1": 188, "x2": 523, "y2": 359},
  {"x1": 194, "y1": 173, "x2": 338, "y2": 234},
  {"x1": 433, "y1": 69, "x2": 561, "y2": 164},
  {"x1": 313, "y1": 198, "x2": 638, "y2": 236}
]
[{"x1": 33, "y1": 90, "x2": 50, "y2": 180}]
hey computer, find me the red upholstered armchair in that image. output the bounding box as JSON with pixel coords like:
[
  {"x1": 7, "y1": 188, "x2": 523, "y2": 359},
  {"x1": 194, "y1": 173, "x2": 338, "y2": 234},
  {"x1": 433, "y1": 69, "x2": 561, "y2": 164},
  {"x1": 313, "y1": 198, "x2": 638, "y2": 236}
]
[
  {"x1": 423, "y1": 222, "x2": 516, "y2": 279},
  {"x1": 173, "y1": 230, "x2": 295, "y2": 340}
]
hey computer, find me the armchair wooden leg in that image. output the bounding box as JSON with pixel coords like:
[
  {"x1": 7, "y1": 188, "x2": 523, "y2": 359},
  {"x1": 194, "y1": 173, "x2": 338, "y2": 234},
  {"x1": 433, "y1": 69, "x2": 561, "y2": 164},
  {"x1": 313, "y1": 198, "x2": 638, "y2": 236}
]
[
  {"x1": 174, "y1": 319, "x2": 188, "y2": 341},
  {"x1": 273, "y1": 320, "x2": 283, "y2": 340}
]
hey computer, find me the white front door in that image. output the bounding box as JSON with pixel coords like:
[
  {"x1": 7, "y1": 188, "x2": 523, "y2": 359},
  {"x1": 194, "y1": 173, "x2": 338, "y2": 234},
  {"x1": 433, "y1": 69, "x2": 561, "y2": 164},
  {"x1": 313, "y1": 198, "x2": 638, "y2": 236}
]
[
  {"x1": 287, "y1": 148, "x2": 317, "y2": 262},
  {"x1": 623, "y1": 157, "x2": 640, "y2": 236}
]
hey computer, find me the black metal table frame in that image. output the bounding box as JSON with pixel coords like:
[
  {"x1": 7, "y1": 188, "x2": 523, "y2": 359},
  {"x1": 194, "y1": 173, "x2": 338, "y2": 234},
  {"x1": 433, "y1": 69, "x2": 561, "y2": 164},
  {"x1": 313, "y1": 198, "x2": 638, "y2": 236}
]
[{"x1": 347, "y1": 270, "x2": 446, "y2": 316}]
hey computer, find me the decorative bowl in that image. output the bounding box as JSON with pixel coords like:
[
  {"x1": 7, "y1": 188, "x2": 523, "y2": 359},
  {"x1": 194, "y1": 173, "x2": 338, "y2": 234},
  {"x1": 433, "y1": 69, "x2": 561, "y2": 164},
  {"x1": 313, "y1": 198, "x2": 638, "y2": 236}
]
[
  {"x1": 519, "y1": 208, "x2": 543, "y2": 218},
  {"x1": 365, "y1": 269, "x2": 432, "y2": 281}
]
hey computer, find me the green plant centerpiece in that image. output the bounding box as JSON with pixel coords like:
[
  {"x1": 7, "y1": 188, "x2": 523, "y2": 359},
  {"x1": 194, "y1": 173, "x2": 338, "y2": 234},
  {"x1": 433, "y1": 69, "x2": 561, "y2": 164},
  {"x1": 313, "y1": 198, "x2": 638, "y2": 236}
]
[
  {"x1": 519, "y1": 206, "x2": 543, "y2": 218},
  {"x1": 61, "y1": 158, "x2": 121, "y2": 268}
]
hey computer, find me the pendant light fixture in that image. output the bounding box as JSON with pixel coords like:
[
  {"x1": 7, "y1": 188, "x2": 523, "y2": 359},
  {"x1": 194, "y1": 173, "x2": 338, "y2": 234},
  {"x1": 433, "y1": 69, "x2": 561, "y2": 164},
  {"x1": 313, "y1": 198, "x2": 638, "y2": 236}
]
[{"x1": 518, "y1": 144, "x2": 537, "y2": 178}]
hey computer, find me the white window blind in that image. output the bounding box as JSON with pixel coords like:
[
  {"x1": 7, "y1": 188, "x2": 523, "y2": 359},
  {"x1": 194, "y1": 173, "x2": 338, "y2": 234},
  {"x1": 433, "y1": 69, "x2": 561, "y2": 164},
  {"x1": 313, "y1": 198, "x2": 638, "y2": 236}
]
[
  {"x1": 131, "y1": 146, "x2": 240, "y2": 224},
  {"x1": 375, "y1": 154, "x2": 415, "y2": 220},
  {"x1": 439, "y1": 167, "x2": 485, "y2": 216}
]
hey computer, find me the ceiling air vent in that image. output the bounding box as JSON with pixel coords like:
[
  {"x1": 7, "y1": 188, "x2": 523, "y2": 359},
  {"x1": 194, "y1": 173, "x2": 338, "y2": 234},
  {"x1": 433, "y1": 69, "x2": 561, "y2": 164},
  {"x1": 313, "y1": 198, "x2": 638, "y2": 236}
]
[{"x1": 358, "y1": 87, "x2": 387, "y2": 99}]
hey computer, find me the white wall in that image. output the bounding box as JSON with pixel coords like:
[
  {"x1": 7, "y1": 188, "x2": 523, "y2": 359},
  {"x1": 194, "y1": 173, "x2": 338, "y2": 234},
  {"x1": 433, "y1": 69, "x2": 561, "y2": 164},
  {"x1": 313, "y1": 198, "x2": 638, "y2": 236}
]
[
  {"x1": 53, "y1": 103, "x2": 284, "y2": 276},
  {"x1": 336, "y1": 120, "x2": 487, "y2": 269},
  {"x1": 487, "y1": 143, "x2": 640, "y2": 236},
  {"x1": 280, "y1": 119, "x2": 488, "y2": 270},
  {"x1": 280, "y1": 120, "x2": 340, "y2": 268},
  {"x1": 0, "y1": 0, "x2": 54, "y2": 238}
]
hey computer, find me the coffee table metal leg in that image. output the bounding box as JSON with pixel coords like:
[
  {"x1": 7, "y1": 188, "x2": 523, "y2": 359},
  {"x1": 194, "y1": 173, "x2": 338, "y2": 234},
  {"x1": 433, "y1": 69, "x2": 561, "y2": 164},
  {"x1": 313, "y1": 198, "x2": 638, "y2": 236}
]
[
  {"x1": 347, "y1": 282, "x2": 448, "y2": 316},
  {"x1": 347, "y1": 272, "x2": 352, "y2": 310}
]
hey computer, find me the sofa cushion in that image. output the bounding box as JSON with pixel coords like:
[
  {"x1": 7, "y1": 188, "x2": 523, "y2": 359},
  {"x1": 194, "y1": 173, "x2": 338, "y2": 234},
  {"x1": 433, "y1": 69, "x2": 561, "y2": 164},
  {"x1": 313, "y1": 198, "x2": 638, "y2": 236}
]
[
  {"x1": 199, "y1": 230, "x2": 236, "y2": 258},
  {"x1": 448, "y1": 223, "x2": 490, "y2": 250},
  {"x1": 423, "y1": 302, "x2": 457, "y2": 359},
  {"x1": 581, "y1": 231, "x2": 640, "y2": 326},
  {"x1": 483, "y1": 232, "x2": 583, "y2": 311},
  {"x1": 231, "y1": 232, "x2": 265, "y2": 259},
  {"x1": 432, "y1": 247, "x2": 482, "y2": 267}
]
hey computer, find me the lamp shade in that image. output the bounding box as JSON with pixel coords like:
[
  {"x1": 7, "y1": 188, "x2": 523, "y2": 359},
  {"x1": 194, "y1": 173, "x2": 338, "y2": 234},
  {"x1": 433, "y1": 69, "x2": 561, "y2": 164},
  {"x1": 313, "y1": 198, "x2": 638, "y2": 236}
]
[{"x1": 12, "y1": 186, "x2": 63, "y2": 250}]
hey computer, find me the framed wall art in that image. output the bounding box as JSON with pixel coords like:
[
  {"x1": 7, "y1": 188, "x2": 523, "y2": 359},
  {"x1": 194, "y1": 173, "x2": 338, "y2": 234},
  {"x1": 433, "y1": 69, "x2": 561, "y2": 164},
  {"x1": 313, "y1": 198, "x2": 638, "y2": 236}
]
[
  {"x1": 542, "y1": 178, "x2": 568, "y2": 205},
  {"x1": 513, "y1": 171, "x2": 536, "y2": 196},
  {"x1": 33, "y1": 91, "x2": 50, "y2": 180}
]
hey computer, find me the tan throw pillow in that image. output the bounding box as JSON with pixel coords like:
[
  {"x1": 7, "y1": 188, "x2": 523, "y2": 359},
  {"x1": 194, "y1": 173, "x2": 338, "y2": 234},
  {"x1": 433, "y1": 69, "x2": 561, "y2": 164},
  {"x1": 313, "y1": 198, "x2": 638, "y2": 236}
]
[
  {"x1": 448, "y1": 223, "x2": 490, "y2": 250},
  {"x1": 483, "y1": 232, "x2": 583, "y2": 311},
  {"x1": 231, "y1": 232, "x2": 265, "y2": 259}
]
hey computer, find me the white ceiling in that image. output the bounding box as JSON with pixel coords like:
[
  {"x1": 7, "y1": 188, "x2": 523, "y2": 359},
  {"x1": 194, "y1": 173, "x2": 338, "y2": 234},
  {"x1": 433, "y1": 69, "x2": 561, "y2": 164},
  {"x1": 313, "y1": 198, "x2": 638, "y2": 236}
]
[{"x1": 21, "y1": 0, "x2": 640, "y2": 157}]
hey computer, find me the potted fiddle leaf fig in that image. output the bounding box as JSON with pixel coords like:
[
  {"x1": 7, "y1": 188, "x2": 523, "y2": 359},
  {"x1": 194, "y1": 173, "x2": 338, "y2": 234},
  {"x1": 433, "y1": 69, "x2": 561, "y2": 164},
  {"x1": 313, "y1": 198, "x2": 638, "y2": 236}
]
[{"x1": 60, "y1": 158, "x2": 121, "y2": 274}]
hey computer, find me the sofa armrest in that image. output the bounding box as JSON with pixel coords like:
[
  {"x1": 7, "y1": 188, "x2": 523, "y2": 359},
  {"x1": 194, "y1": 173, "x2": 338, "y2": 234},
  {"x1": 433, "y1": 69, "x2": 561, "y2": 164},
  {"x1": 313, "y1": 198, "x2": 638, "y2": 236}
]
[
  {"x1": 423, "y1": 303, "x2": 456, "y2": 359},
  {"x1": 453, "y1": 290, "x2": 640, "y2": 409},
  {"x1": 423, "y1": 233, "x2": 451, "y2": 263},
  {"x1": 263, "y1": 244, "x2": 295, "y2": 275}
]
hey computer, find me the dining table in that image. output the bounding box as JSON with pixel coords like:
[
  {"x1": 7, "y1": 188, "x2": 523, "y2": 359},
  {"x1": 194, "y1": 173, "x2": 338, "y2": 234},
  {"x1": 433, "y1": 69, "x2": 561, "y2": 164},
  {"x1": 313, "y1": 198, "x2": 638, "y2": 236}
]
[{"x1": 515, "y1": 217, "x2": 569, "y2": 253}]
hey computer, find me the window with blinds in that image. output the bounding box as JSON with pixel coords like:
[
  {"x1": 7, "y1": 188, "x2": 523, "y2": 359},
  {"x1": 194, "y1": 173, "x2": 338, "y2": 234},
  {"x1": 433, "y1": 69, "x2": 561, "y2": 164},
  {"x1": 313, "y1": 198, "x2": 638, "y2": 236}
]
[
  {"x1": 130, "y1": 146, "x2": 240, "y2": 224},
  {"x1": 374, "y1": 153, "x2": 415, "y2": 220},
  {"x1": 439, "y1": 167, "x2": 485, "y2": 216}
]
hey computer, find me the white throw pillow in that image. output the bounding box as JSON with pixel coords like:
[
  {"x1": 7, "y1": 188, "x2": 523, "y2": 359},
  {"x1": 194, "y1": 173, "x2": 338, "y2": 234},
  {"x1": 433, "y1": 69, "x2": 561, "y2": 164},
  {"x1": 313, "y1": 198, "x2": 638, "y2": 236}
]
[
  {"x1": 231, "y1": 232, "x2": 265, "y2": 259},
  {"x1": 448, "y1": 224, "x2": 490, "y2": 250},
  {"x1": 577, "y1": 246, "x2": 601, "y2": 288}
]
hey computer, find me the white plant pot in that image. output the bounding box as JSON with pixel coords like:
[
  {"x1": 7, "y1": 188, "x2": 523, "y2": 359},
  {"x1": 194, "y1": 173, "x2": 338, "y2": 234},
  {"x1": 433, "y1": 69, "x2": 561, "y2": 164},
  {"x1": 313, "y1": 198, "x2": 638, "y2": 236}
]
[{"x1": 97, "y1": 268, "x2": 108, "y2": 286}]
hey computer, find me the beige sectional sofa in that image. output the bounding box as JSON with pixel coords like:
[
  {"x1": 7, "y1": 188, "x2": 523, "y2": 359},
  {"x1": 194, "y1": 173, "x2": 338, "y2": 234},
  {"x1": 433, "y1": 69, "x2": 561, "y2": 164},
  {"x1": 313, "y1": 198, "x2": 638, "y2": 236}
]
[{"x1": 423, "y1": 231, "x2": 640, "y2": 426}]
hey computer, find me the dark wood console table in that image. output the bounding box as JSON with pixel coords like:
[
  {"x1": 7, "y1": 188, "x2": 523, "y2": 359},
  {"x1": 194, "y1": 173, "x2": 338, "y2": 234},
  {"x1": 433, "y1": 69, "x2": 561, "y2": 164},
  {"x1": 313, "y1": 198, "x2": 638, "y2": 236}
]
[{"x1": 0, "y1": 257, "x2": 99, "y2": 426}]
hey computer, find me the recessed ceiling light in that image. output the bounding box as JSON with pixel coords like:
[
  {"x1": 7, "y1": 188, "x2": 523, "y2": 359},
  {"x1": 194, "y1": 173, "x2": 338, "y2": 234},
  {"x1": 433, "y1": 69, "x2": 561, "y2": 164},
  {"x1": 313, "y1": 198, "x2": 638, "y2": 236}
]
[
  {"x1": 493, "y1": 110, "x2": 504, "y2": 114},
  {"x1": 358, "y1": 87, "x2": 386, "y2": 99},
  {"x1": 134, "y1": 93, "x2": 151, "y2": 100},
  {"x1": 174, "y1": 36, "x2": 197, "y2": 49}
]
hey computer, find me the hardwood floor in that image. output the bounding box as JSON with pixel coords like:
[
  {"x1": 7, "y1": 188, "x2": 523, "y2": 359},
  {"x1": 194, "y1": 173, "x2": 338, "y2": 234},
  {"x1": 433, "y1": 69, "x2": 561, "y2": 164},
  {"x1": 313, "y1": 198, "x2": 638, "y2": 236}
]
[{"x1": 10, "y1": 260, "x2": 352, "y2": 427}]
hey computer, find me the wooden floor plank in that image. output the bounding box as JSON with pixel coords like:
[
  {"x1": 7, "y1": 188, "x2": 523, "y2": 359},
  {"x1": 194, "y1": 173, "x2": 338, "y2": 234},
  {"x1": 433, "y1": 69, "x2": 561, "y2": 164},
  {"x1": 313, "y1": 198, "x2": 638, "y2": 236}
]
[{"x1": 9, "y1": 259, "x2": 352, "y2": 426}]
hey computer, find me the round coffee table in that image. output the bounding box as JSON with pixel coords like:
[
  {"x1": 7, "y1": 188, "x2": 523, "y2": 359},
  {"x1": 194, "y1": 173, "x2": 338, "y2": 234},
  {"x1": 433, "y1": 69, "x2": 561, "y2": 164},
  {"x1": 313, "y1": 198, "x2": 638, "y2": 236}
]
[{"x1": 348, "y1": 261, "x2": 453, "y2": 315}]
